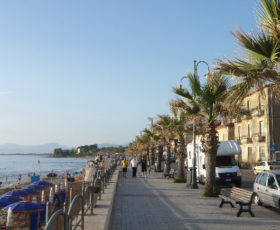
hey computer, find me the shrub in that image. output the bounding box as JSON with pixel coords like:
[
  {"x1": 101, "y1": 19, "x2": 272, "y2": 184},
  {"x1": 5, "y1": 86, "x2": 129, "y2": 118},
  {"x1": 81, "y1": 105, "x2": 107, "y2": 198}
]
[
  {"x1": 174, "y1": 178, "x2": 186, "y2": 183},
  {"x1": 155, "y1": 169, "x2": 163, "y2": 173}
]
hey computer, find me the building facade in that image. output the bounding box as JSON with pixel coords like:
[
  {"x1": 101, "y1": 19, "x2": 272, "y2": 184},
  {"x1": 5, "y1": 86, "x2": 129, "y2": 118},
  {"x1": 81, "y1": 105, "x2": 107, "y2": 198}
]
[{"x1": 217, "y1": 86, "x2": 280, "y2": 164}]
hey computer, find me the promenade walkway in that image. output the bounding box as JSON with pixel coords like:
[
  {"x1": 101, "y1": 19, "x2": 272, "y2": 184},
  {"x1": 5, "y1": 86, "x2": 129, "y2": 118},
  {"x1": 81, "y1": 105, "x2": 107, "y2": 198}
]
[{"x1": 109, "y1": 168, "x2": 280, "y2": 230}]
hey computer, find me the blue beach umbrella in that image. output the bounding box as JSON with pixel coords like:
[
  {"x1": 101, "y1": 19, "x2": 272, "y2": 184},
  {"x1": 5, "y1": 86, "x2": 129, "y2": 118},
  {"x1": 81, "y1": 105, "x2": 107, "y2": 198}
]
[
  {"x1": 32, "y1": 181, "x2": 52, "y2": 187},
  {"x1": 71, "y1": 171, "x2": 78, "y2": 175},
  {"x1": 0, "y1": 199, "x2": 9, "y2": 208},
  {"x1": 0, "y1": 196, "x2": 23, "y2": 204},
  {"x1": 3, "y1": 201, "x2": 43, "y2": 212},
  {"x1": 3, "y1": 190, "x2": 29, "y2": 197},
  {"x1": 23, "y1": 188, "x2": 38, "y2": 195},
  {"x1": 24, "y1": 184, "x2": 44, "y2": 190}
]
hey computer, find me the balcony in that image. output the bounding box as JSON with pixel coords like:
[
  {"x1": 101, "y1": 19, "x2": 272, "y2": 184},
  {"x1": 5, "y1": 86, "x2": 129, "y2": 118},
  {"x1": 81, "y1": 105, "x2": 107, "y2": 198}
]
[
  {"x1": 236, "y1": 138, "x2": 242, "y2": 144},
  {"x1": 242, "y1": 111, "x2": 252, "y2": 120},
  {"x1": 252, "y1": 106, "x2": 265, "y2": 117},
  {"x1": 257, "y1": 135, "x2": 266, "y2": 142},
  {"x1": 246, "y1": 137, "x2": 253, "y2": 143}
]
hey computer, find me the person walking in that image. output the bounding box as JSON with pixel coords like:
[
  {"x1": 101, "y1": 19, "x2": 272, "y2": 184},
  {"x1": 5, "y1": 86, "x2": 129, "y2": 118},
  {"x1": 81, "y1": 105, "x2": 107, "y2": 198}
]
[
  {"x1": 130, "y1": 156, "x2": 138, "y2": 177},
  {"x1": 141, "y1": 156, "x2": 147, "y2": 177},
  {"x1": 121, "y1": 157, "x2": 128, "y2": 177}
]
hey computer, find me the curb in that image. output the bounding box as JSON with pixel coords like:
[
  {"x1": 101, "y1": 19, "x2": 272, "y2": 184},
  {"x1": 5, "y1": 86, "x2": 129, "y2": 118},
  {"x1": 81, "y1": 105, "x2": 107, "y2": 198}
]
[{"x1": 104, "y1": 166, "x2": 120, "y2": 230}]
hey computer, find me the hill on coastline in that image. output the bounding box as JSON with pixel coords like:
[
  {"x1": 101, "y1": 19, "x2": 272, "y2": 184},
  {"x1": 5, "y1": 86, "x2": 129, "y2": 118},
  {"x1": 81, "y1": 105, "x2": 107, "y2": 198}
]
[{"x1": 0, "y1": 143, "x2": 70, "y2": 154}]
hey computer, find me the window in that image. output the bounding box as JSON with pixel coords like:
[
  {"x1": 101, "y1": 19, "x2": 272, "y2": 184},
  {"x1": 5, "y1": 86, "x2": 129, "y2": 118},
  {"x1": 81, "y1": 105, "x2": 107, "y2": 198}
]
[
  {"x1": 267, "y1": 175, "x2": 277, "y2": 189},
  {"x1": 258, "y1": 96, "x2": 261, "y2": 110},
  {"x1": 259, "y1": 173, "x2": 268, "y2": 186},
  {"x1": 248, "y1": 124, "x2": 251, "y2": 138},
  {"x1": 259, "y1": 121, "x2": 263, "y2": 136},
  {"x1": 259, "y1": 146, "x2": 265, "y2": 161},
  {"x1": 238, "y1": 126, "x2": 241, "y2": 139},
  {"x1": 247, "y1": 100, "x2": 250, "y2": 112},
  {"x1": 189, "y1": 151, "x2": 191, "y2": 159}
]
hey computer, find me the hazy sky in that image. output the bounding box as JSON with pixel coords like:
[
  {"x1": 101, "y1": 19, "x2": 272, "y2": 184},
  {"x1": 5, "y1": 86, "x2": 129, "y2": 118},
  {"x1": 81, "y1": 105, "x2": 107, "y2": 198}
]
[{"x1": 0, "y1": 0, "x2": 258, "y2": 147}]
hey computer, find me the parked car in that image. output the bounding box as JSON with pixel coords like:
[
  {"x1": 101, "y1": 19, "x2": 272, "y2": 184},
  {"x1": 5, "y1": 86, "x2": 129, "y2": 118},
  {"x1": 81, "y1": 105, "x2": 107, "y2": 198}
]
[
  {"x1": 253, "y1": 171, "x2": 280, "y2": 208},
  {"x1": 253, "y1": 161, "x2": 280, "y2": 175}
]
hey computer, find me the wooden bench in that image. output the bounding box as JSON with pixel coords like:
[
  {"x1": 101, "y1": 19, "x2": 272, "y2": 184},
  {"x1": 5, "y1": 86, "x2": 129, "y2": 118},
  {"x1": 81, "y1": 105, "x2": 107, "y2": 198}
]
[
  {"x1": 164, "y1": 169, "x2": 175, "y2": 179},
  {"x1": 219, "y1": 187, "x2": 254, "y2": 217}
]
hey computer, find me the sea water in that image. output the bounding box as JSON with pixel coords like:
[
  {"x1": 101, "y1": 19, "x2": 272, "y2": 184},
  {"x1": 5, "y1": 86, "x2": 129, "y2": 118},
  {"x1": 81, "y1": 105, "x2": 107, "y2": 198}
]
[{"x1": 0, "y1": 154, "x2": 89, "y2": 186}]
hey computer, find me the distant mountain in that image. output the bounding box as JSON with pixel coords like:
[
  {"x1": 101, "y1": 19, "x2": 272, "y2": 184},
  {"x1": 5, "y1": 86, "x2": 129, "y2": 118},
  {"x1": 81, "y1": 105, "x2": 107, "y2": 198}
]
[{"x1": 0, "y1": 143, "x2": 71, "y2": 154}]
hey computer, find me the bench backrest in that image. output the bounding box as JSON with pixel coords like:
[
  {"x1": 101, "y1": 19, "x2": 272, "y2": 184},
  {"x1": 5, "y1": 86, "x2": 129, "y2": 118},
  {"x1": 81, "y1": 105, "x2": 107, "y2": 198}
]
[{"x1": 230, "y1": 187, "x2": 253, "y2": 203}]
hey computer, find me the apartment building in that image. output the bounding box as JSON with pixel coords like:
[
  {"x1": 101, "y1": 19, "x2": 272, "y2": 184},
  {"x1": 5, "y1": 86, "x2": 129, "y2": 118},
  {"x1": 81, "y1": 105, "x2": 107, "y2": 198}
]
[{"x1": 217, "y1": 86, "x2": 280, "y2": 164}]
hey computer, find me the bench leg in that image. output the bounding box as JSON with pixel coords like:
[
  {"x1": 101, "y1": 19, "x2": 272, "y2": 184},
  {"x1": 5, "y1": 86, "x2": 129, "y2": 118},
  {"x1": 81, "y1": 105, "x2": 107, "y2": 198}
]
[
  {"x1": 248, "y1": 204, "x2": 255, "y2": 217},
  {"x1": 219, "y1": 199, "x2": 234, "y2": 208}
]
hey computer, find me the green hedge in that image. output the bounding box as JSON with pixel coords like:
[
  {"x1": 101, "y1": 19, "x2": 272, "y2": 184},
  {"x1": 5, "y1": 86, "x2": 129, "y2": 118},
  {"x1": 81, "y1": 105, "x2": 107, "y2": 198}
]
[{"x1": 174, "y1": 178, "x2": 186, "y2": 183}]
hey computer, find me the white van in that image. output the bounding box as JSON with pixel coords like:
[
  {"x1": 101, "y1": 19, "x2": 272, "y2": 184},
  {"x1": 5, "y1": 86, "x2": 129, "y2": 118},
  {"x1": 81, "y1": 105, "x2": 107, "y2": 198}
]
[{"x1": 187, "y1": 139, "x2": 242, "y2": 187}]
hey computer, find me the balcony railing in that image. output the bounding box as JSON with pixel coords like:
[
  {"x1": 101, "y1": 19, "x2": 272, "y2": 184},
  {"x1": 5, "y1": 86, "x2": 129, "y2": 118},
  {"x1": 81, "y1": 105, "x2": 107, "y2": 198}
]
[
  {"x1": 257, "y1": 135, "x2": 266, "y2": 142},
  {"x1": 242, "y1": 111, "x2": 252, "y2": 120},
  {"x1": 246, "y1": 137, "x2": 253, "y2": 143},
  {"x1": 252, "y1": 105, "x2": 265, "y2": 117}
]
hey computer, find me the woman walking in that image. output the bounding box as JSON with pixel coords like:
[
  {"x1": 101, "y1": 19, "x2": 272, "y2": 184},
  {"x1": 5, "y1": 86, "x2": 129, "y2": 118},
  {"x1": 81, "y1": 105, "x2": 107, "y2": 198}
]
[{"x1": 121, "y1": 157, "x2": 128, "y2": 177}]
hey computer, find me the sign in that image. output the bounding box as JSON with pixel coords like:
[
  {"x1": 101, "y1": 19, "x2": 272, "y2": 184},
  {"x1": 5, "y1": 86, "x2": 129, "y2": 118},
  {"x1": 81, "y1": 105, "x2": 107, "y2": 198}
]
[{"x1": 270, "y1": 145, "x2": 277, "y2": 151}]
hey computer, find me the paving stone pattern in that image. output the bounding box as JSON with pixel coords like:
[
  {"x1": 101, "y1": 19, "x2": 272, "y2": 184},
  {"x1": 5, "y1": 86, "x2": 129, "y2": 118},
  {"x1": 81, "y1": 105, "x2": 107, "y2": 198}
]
[{"x1": 109, "y1": 168, "x2": 280, "y2": 230}]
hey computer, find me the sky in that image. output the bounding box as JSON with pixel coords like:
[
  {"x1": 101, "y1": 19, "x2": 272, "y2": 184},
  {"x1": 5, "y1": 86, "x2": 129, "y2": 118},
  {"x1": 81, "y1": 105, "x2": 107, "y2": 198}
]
[{"x1": 0, "y1": 0, "x2": 259, "y2": 147}]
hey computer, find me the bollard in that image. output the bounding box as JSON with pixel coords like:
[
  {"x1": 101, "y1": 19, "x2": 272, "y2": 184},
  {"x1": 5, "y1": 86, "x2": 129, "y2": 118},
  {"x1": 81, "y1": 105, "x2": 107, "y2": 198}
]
[
  {"x1": 63, "y1": 202, "x2": 68, "y2": 230},
  {"x1": 45, "y1": 202, "x2": 49, "y2": 224},
  {"x1": 70, "y1": 188, "x2": 73, "y2": 205},
  {"x1": 90, "y1": 186, "x2": 94, "y2": 215}
]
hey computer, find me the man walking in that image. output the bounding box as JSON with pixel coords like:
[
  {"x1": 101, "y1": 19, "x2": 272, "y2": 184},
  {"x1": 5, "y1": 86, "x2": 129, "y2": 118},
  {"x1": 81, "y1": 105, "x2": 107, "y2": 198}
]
[{"x1": 130, "y1": 156, "x2": 138, "y2": 177}]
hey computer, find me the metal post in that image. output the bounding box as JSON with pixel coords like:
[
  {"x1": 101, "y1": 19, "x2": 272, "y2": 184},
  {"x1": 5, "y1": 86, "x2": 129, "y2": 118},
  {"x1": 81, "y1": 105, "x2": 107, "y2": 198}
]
[
  {"x1": 69, "y1": 188, "x2": 73, "y2": 204},
  {"x1": 45, "y1": 202, "x2": 49, "y2": 224}
]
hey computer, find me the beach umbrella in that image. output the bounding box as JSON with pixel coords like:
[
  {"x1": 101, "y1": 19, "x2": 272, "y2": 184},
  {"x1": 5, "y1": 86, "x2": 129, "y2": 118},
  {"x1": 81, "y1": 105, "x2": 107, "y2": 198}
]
[
  {"x1": 6, "y1": 207, "x2": 12, "y2": 227},
  {"x1": 2, "y1": 190, "x2": 29, "y2": 197},
  {"x1": 3, "y1": 202, "x2": 43, "y2": 212},
  {"x1": 32, "y1": 181, "x2": 52, "y2": 187},
  {"x1": 0, "y1": 199, "x2": 9, "y2": 208},
  {"x1": 0, "y1": 196, "x2": 23, "y2": 204},
  {"x1": 71, "y1": 171, "x2": 78, "y2": 175},
  {"x1": 24, "y1": 184, "x2": 44, "y2": 190},
  {"x1": 23, "y1": 188, "x2": 38, "y2": 195}
]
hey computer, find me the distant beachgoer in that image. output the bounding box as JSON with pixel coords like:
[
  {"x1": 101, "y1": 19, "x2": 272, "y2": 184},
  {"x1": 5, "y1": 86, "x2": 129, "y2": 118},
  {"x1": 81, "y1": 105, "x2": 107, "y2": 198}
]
[
  {"x1": 121, "y1": 157, "x2": 128, "y2": 177},
  {"x1": 17, "y1": 174, "x2": 22, "y2": 184},
  {"x1": 130, "y1": 156, "x2": 138, "y2": 177},
  {"x1": 141, "y1": 156, "x2": 147, "y2": 177},
  {"x1": 99, "y1": 161, "x2": 104, "y2": 171}
]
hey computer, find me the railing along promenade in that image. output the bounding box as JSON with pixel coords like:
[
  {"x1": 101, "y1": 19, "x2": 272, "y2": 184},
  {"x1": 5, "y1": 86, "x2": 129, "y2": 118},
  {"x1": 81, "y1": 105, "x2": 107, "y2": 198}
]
[{"x1": 44, "y1": 159, "x2": 119, "y2": 230}]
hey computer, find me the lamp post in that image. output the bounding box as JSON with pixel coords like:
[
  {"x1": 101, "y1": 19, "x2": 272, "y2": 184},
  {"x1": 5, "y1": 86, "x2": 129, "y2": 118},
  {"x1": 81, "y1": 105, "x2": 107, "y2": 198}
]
[{"x1": 182, "y1": 60, "x2": 210, "y2": 189}]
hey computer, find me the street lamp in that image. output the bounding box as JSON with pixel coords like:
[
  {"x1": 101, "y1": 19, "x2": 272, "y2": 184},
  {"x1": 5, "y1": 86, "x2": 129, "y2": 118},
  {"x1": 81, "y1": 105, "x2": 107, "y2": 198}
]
[{"x1": 182, "y1": 60, "x2": 210, "y2": 189}]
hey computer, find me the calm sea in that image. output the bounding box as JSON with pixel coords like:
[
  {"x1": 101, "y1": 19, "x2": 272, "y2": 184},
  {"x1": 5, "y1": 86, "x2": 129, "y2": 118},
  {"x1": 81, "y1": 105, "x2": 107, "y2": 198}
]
[{"x1": 0, "y1": 154, "x2": 89, "y2": 186}]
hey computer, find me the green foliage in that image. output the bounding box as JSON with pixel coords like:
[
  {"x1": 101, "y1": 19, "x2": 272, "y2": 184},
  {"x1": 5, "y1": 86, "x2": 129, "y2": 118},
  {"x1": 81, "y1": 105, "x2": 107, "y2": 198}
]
[
  {"x1": 203, "y1": 185, "x2": 220, "y2": 197},
  {"x1": 53, "y1": 144, "x2": 126, "y2": 158},
  {"x1": 155, "y1": 169, "x2": 163, "y2": 173},
  {"x1": 174, "y1": 178, "x2": 186, "y2": 183}
]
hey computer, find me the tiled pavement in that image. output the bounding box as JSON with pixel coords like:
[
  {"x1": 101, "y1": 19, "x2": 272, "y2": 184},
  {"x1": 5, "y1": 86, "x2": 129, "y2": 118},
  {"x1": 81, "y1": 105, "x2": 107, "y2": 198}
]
[{"x1": 109, "y1": 168, "x2": 280, "y2": 230}]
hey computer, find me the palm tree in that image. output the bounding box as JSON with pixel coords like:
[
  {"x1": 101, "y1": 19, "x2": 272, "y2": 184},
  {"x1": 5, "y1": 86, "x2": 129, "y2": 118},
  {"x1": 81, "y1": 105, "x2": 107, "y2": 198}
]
[
  {"x1": 173, "y1": 72, "x2": 229, "y2": 196},
  {"x1": 155, "y1": 115, "x2": 175, "y2": 176},
  {"x1": 168, "y1": 104, "x2": 192, "y2": 179},
  {"x1": 216, "y1": 0, "x2": 280, "y2": 104}
]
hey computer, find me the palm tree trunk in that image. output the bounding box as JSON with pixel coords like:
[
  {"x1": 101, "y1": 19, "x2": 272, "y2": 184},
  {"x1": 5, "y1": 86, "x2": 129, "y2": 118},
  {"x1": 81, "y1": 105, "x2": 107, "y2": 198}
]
[
  {"x1": 164, "y1": 145, "x2": 171, "y2": 175},
  {"x1": 156, "y1": 145, "x2": 163, "y2": 171},
  {"x1": 204, "y1": 122, "x2": 219, "y2": 196},
  {"x1": 176, "y1": 138, "x2": 186, "y2": 179}
]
